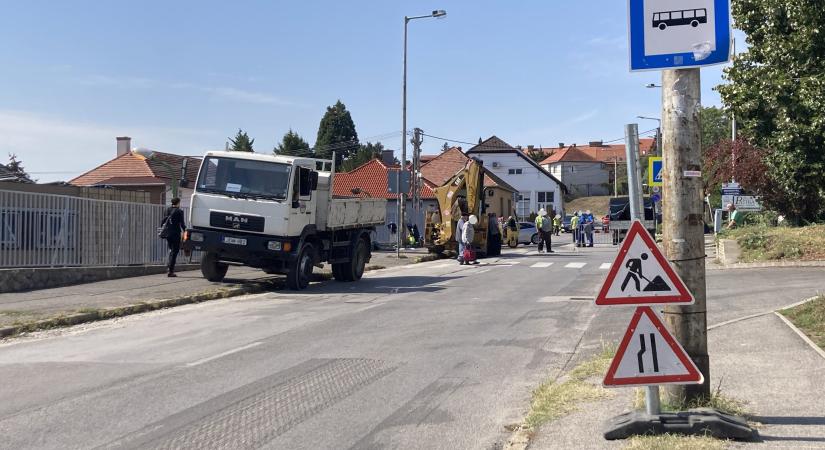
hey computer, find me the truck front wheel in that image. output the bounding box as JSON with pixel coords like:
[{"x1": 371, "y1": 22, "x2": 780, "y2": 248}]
[
  {"x1": 287, "y1": 243, "x2": 315, "y2": 290},
  {"x1": 201, "y1": 252, "x2": 228, "y2": 282}
]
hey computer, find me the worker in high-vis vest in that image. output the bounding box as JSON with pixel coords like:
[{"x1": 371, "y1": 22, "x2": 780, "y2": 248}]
[{"x1": 534, "y1": 209, "x2": 555, "y2": 253}]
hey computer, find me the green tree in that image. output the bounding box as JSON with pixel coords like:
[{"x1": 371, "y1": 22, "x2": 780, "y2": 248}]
[
  {"x1": 341, "y1": 142, "x2": 385, "y2": 172},
  {"x1": 4, "y1": 153, "x2": 33, "y2": 182},
  {"x1": 717, "y1": 0, "x2": 825, "y2": 222},
  {"x1": 699, "y1": 106, "x2": 731, "y2": 150},
  {"x1": 274, "y1": 129, "x2": 312, "y2": 157},
  {"x1": 314, "y1": 100, "x2": 359, "y2": 164},
  {"x1": 229, "y1": 129, "x2": 254, "y2": 152}
]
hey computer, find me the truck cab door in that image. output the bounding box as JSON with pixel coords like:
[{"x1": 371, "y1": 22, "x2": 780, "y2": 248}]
[{"x1": 288, "y1": 166, "x2": 317, "y2": 235}]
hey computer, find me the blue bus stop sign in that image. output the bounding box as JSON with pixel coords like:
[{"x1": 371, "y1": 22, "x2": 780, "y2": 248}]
[{"x1": 629, "y1": 0, "x2": 731, "y2": 71}]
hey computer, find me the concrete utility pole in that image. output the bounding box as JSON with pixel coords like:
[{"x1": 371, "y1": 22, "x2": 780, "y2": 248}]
[
  {"x1": 411, "y1": 128, "x2": 424, "y2": 215},
  {"x1": 625, "y1": 124, "x2": 644, "y2": 219},
  {"x1": 661, "y1": 69, "x2": 710, "y2": 402}
]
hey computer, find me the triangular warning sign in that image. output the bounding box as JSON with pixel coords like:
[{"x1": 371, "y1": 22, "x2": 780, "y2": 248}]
[
  {"x1": 596, "y1": 220, "x2": 694, "y2": 306},
  {"x1": 604, "y1": 307, "x2": 704, "y2": 387}
]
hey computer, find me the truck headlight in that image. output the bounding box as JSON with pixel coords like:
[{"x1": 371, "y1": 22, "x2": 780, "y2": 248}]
[
  {"x1": 267, "y1": 241, "x2": 282, "y2": 251},
  {"x1": 190, "y1": 232, "x2": 204, "y2": 242}
]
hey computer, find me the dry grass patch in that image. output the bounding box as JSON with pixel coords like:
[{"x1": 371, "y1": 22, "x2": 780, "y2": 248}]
[
  {"x1": 721, "y1": 224, "x2": 825, "y2": 262},
  {"x1": 623, "y1": 434, "x2": 726, "y2": 450},
  {"x1": 524, "y1": 344, "x2": 616, "y2": 429}
]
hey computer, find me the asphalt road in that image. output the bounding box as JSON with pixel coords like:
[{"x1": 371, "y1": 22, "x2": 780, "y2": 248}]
[{"x1": 1, "y1": 242, "x2": 823, "y2": 449}]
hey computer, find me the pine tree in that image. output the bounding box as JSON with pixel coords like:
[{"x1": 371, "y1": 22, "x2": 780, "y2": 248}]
[
  {"x1": 314, "y1": 100, "x2": 359, "y2": 164},
  {"x1": 4, "y1": 154, "x2": 33, "y2": 182},
  {"x1": 229, "y1": 129, "x2": 254, "y2": 152},
  {"x1": 274, "y1": 130, "x2": 313, "y2": 157}
]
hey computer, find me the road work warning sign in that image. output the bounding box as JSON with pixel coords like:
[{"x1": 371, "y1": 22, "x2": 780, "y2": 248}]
[
  {"x1": 603, "y1": 307, "x2": 703, "y2": 387},
  {"x1": 596, "y1": 221, "x2": 694, "y2": 306}
]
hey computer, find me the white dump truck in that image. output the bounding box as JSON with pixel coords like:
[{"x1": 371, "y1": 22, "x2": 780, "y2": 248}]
[{"x1": 184, "y1": 151, "x2": 386, "y2": 290}]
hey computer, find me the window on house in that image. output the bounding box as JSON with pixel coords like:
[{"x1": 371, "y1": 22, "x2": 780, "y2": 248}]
[
  {"x1": 516, "y1": 193, "x2": 530, "y2": 219},
  {"x1": 537, "y1": 191, "x2": 555, "y2": 215},
  {"x1": 508, "y1": 168, "x2": 523, "y2": 175}
]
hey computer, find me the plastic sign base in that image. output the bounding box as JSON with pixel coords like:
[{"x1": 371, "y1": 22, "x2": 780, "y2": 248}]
[{"x1": 604, "y1": 408, "x2": 756, "y2": 441}]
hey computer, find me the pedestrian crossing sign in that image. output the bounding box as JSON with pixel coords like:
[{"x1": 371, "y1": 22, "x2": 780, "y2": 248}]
[
  {"x1": 595, "y1": 220, "x2": 693, "y2": 306},
  {"x1": 603, "y1": 306, "x2": 703, "y2": 387},
  {"x1": 648, "y1": 157, "x2": 663, "y2": 187}
]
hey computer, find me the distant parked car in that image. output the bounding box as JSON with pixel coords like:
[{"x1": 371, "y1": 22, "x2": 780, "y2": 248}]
[
  {"x1": 518, "y1": 222, "x2": 540, "y2": 245},
  {"x1": 561, "y1": 215, "x2": 574, "y2": 233}
]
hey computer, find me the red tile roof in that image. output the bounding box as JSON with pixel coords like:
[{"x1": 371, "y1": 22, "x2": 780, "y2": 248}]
[
  {"x1": 333, "y1": 159, "x2": 435, "y2": 200},
  {"x1": 540, "y1": 141, "x2": 656, "y2": 166},
  {"x1": 70, "y1": 151, "x2": 201, "y2": 187},
  {"x1": 419, "y1": 147, "x2": 518, "y2": 192}
]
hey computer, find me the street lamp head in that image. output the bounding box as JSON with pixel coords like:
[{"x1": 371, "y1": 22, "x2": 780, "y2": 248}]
[{"x1": 432, "y1": 9, "x2": 447, "y2": 18}]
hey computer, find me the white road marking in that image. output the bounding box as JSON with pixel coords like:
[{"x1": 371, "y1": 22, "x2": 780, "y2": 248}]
[
  {"x1": 565, "y1": 262, "x2": 587, "y2": 269},
  {"x1": 186, "y1": 342, "x2": 263, "y2": 367},
  {"x1": 530, "y1": 262, "x2": 554, "y2": 268},
  {"x1": 599, "y1": 263, "x2": 612, "y2": 270},
  {"x1": 475, "y1": 268, "x2": 491, "y2": 274}
]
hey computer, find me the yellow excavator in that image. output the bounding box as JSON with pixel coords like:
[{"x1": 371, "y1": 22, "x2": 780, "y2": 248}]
[{"x1": 424, "y1": 158, "x2": 502, "y2": 257}]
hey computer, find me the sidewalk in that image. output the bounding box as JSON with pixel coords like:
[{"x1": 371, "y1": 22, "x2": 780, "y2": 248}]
[
  {"x1": 0, "y1": 249, "x2": 433, "y2": 336},
  {"x1": 528, "y1": 309, "x2": 825, "y2": 449}
]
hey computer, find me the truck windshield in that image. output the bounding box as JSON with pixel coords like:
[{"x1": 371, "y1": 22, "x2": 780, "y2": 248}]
[{"x1": 196, "y1": 156, "x2": 291, "y2": 200}]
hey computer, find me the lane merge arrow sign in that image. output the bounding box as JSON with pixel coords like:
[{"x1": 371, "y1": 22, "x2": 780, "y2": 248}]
[
  {"x1": 596, "y1": 220, "x2": 694, "y2": 306},
  {"x1": 604, "y1": 307, "x2": 704, "y2": 387}
]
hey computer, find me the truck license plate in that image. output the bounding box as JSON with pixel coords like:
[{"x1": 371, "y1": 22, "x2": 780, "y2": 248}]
[{"x1": 223, "y1": 236, "x2": 247, "y2": 246}]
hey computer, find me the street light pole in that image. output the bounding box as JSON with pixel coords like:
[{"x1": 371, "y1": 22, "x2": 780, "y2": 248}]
[
  {"x1": 637, "y1": 116, "x2": 662, "y2": 156},
  {"x1": 400, "y1": 10, "x2": 446, "y2": 257}
]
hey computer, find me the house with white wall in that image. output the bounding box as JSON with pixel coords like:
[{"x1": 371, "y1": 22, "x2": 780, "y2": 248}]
[
  {"x1": 465, "y1": 136, "x2": 567, "y2": 219},
  {"x1": 540, "y1": 139, "x2": 656, "y2": 198}
]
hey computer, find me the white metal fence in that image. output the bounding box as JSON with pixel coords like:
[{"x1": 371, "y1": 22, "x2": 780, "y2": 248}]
[{"x1": 0, "y1": 190, "x2": 199, "y2": 268}]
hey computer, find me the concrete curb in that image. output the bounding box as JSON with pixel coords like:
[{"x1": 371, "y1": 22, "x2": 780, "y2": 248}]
[
  {"x1": 707, "y1": 260, "x2": 825, "y2": 270},
  {"x1": 0, "y1": 279, "x2": 282, "y2": 339},
  {"x1": 774, "y1": 311, "x2": 825, "y2": 361},
  {"x1": 0, "y1": 261, "x2": 411, "y2": 340}
]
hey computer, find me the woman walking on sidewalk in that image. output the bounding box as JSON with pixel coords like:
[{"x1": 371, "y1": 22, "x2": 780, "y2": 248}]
[{"x1": 161, "y1": 197, "x2": 187, "y2": 277}]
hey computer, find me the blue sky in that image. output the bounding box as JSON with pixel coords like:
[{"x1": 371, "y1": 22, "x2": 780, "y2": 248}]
[{"x1": 0, "y1": 1, "x2": 738, "y2": 182}]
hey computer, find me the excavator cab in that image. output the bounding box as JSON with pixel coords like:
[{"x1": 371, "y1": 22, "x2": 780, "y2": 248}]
[{"x1": 424, "y1": 158, "x2": 502, "y2": 257}]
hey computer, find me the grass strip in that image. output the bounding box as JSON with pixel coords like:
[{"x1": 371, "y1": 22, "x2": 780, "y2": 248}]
[
  {"x1": 780, "y1": 295, "x2": 825, "y2": 350},
  {"x1": 524, "y1": 344, "x2": 616, "y2": 429}
]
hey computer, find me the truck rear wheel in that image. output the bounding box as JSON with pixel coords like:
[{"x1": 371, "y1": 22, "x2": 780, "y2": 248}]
[
  {"x1": 287, "y1": 243, "x2": 314, "y2": 290},
  {"x1": 334, "y1": 238, "x2": 368, "y2": 282},
  {"x1": 201, "y1": 252, "x2": 228, "y2": 282}
]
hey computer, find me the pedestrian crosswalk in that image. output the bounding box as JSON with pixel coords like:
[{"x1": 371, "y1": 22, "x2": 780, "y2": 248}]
[{"x1": 427, "y1": 258, "x2": 612, "y2": 271}]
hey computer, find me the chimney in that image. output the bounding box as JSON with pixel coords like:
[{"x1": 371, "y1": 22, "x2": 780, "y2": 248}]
[
  {"x1": 116, "y1": 136, "x2": 131, "y2": 157},
  {"x1": 558, "y1": 142, "x2": 565, "y2": 148},
  {"x1": 381, "y1": 150, "x2": 395, "y2": 166}
]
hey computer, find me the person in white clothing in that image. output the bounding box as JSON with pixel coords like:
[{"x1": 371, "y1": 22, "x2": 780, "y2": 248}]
[{"x1": 462, "y1": 215, "x2": 479, "y2": 265}]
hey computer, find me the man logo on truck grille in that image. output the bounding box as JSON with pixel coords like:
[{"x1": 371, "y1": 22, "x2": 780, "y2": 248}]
[{"x1": 225, "y1": 215, "x2": 249, "y2": 229}]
